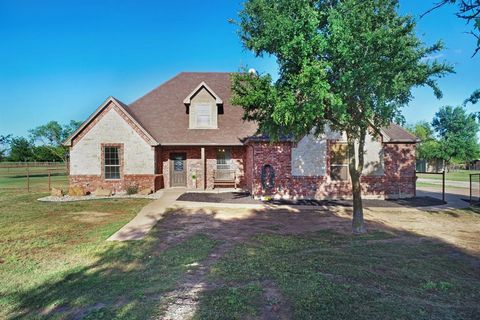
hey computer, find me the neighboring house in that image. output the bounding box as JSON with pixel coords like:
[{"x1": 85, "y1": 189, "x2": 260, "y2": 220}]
[
  {"x1": 416, "y1": 158, "x2": 445, "y2": 173},
  {"x1": 64, "y1": 72, "x2": 418, "y2": 199}
]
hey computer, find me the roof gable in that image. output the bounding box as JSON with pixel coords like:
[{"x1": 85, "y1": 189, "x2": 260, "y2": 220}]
[
  {"x1": 183, "y1": 81, "x2": 223, "y2": 105},
  {"x1": 63, "y1": 96, "x2": 159, "y2": 147}
]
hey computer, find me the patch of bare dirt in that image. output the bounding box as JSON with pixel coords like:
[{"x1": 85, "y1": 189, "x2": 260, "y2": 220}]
[
  {"x1": 260, "y1": 280, "x2": 292, "y2": 320},
  {"x1": 157, "y1": 243, "x2": 233, "y2": 320},
  {"x1": 152, "y1": 202, "x2": 480, "y2": 319},
  {"x1": 69, "y1": 211, "x2": 113, "y2": 223}
]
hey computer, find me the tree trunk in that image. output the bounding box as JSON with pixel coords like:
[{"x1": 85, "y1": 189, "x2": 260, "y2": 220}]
[{"x1": 347, "y1": 131, "x2": 367, "y2": 234}]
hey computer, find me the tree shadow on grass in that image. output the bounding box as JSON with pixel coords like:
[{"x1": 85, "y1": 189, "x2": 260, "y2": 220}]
[
  {"x1": 6, "y1": 205, "x2": 480, "y2": 319},
  {"x1": 7, "y1": 222, "x2": 218, "y2": 320}
]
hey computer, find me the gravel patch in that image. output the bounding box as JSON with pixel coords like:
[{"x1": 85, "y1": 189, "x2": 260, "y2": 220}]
[{"x1": 38, "y1": 191, "x2": 164, "y2": 202}]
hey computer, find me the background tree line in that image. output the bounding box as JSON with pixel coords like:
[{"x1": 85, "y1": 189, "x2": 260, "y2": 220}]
[
  {"x1": 408, "y1": 100, "x2": 480, "y2": 167},
  {"x1": 0, "y1": 120, "x2": 81, "y2": 162}
]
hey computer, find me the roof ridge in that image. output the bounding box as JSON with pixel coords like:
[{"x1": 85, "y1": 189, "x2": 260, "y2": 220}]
[{"x1": 129, "y1": 72, "x2": 183, "y2": 106}]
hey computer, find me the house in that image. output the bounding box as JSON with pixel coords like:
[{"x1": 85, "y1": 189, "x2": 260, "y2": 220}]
[
  {"x1": 64, "y1": 72, "x2": 418, "y2": 199},
  {"x1": 416, "y1": 158, "x2": 445, "y2": 173}
]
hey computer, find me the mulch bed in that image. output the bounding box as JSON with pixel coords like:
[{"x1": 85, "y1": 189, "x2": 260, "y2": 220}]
[
  {"x1": 177, "y1": 192, "x2": 260, "y2": 204},
  {"x1": 176, "y1": 192, "x2": 446, "y2": 208}
]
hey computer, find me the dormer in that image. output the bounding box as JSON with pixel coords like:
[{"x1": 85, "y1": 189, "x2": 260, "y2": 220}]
[{"x1": 184, "y1": 82, "x2": 222, "y2": 129}]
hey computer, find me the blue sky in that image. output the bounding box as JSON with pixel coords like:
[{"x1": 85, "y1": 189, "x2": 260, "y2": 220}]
[{"x1": 0, "y1": 0, "x2": 478, "y2": 137}]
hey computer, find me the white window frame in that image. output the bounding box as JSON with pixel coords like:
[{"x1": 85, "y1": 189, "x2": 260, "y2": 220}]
[
  {"x1": 216, "y1": 148, "x2": 233, "y2": 170},
  {"x1": 194, "y1": 104, "x2": 213, "y2": 128}
]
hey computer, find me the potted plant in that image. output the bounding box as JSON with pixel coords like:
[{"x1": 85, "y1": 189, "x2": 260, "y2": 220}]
[{"x1": 191, "y1": 172, "x2": 197, "y2": 189}]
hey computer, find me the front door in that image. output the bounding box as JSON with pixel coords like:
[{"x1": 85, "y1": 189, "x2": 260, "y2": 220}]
[{"x1": 170, "y1": 153, "x2": 187, "y2": 187}]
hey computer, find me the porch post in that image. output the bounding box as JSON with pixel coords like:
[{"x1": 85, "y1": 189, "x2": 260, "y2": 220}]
[{"x1": 201, "y1": 147, "x2": 206, "y2": 190}]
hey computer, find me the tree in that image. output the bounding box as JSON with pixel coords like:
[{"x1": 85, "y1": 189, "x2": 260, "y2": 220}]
[
  {"x1": 464, "y1": 89, "x2": 480, "y2": 105},
  {"x1": 407, "y1": 121, "x2": 442, "y2": 160},
  {"x1": 29, "y1": 120, "x2": 82, "y2": 162},
  {"x1": 8, "y1": 137, "x2": 35, "y2": 162},
  {"x1": 232, "y1": 0, "x2": 453, "y2": 233},
  {"x1": 0, "y1": 135, "x2": 12, "y2": 161},
  {"x1": 432, "y1": 105, "x2": 480, "y2": 164},
  {"x1": 423, "y1": 1, "x2": 480, "y2": 56}
]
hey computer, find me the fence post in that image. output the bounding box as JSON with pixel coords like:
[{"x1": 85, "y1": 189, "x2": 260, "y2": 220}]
[
  {"x1": 442, "y1": 170, "x2": 445, "y2": 203},
  {"x1": 470, "y1": 174, "x2": 472, "y2": 204},
  {"x1": 48, "y1": 169, "x2": 51, "y2": 191},
  {"x1": 26, "y1": 166, "x2": 30, "y2": 192}
]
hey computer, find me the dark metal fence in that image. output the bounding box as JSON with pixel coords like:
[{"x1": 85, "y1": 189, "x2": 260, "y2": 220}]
[
  {"x1": 469, "y1": 173, "x2": 480, "y2": 204},
  {"x1": 416, "y1": 171, "x2": 445, "y2": 202}
]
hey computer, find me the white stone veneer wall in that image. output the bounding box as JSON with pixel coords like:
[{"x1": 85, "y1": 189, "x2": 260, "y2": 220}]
[
  {"x1": 70, "y1": 108, "x2": 155, "y2": 175},
  {"x1": 292, "y1": 129, "x2": 384, "y2": 177}
]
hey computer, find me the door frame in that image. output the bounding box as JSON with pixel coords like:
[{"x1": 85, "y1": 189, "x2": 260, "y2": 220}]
[{"x1": 169, "y1": 152, "x2": 187, "y2": 187}]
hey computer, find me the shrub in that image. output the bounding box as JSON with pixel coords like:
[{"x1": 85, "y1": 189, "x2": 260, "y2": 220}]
[{"x1": 126, "y1": 185, "x2": 138, "y2": 195}]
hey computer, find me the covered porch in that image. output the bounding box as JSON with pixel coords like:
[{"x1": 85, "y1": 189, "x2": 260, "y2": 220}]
[{"x1": 155, "y1": 145, "x2": 247, "y2": 190}]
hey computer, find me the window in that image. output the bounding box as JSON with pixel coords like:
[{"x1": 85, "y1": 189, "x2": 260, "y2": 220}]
[
  {"x1": 216, "y1": 148, "x2": 232, "y2": 170},
  {"x1": 104, "y1": 146, "x2": 121, "y2": 179},
  {"x1": 330, "y1": 143, "x2": 349, "y2": 181},
  {"x1": 195, "y1": 104, "x2": 212, "y2": 128}
]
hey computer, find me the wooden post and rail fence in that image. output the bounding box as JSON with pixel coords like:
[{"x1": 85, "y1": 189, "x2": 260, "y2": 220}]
[{"x1": 0, "y1": 162, "x2": 69, "y2": 192}]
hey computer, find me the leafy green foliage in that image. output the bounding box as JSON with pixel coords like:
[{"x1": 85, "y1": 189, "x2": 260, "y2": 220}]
[
  {"x1": 28, "y1": 120, "x2": 82, "y2": 162},
  {"x1": 8, "y1": 137, "x2": 35, "y2": 162},
  {"x1": 233, "y1": 0, "x2": 452, "y2": 140},
  {"x1": 432, "y1": 105, "x2": 480, "y2": 163},
  {"x1": 407, "y1": 121, "x2": 442, "y2": 160},
  {"x1": 464, "y1": 89, "x2": 480, "y2": 106},
  {"x1": 126, "y1": 185, "x2": 139, "y2": 195},
  {"x1": 232, "y1": 0, "x2": 453, "y2": 232},
  {"x1": 0, "y1": 134, "x2": 11, "y2": 161}
]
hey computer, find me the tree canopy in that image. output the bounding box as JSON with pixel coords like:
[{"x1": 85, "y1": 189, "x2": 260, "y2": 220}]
[
  {"x1": 0, "y1": 135, "x2": 12, "y2": 161},
  {"x1": 432, "y1": 105, "x2": 480, "y2": 163},
  {"x1": 8, "y1": 137, "x2": 35, "y2": 162},
  {"x1": 29, "y1": 120, "x2": 82, "y2": 162},
  {"x1": 407, "y1": 121, "x2": 442, "y2": 161},
  {"x1": 232, "y1": 0, "x2": 453, "y2": 233}
]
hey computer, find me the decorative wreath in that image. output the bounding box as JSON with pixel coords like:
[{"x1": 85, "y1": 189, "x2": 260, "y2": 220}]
[{"x1": 261, "y1": 164, "x2": 275, "y2": 190}]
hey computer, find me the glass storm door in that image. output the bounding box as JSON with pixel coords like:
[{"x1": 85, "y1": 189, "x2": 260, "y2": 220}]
[{"x1": 170, "y1": 153, "x2": 187, "y2": 187}]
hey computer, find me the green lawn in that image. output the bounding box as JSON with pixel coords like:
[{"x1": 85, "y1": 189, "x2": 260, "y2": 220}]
[
  {"x1": 0, "y1": 188, "x2": 217, "y2": 319},
  {"x1": 417, "y1": 170, "x2": 480, "y2": 182},
  {"x1": 0, "y1": 165, "x2": 68, "y2": 192},
  {"x1": 1, "y1": 175, "x2": 480, "y2": 319},
  {"x1": 199, "y1": 231, "x2": 480, "y2": 319}
]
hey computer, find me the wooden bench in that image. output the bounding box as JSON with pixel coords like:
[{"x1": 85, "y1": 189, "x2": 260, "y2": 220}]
[{"x1": 213, "y1": 169, "x2": 237, "y2": 189}]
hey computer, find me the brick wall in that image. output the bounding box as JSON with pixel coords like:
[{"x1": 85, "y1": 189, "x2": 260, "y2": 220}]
[
  {"x1": 205, "y1": 146, "x2": 245, "y2": 189},
  {"x1": 244, "y1": 145, "x2": 254, "y2": 192},
  {"x1": 384, "y1": 143, "x2": 416, "y2": 198},
  {"x1": 161, "y1": 147, "x2": 203, "y2": 189},
  {"x1": 69, "y1": 174, "x2": 157, "y2": 194},
  {"x1": 247, "y1": 140, "x2": 415, "y2": 199}
]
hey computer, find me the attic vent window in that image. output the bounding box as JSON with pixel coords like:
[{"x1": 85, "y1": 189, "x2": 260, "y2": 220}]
[{"x1": 195, "y1": 104, "x2": 212, "y2": 128}]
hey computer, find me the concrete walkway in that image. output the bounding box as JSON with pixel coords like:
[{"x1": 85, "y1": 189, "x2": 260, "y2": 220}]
[
  {"x1": 418, "y1": 178, "x2": 472, "y2": 189},
  {"x1": 416, "y1": 187, "x2": 470, "y2": 210},
  {"x1": 107, "y1": 189, "x2": 185, "y2": 241}
]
